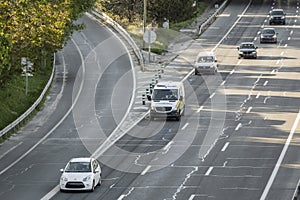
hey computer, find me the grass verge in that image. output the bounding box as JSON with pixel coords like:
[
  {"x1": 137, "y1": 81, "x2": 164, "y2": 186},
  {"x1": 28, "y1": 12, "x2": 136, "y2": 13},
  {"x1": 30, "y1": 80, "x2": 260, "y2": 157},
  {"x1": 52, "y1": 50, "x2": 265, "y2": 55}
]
[{"x1": 0, "y1": 57, "x2": 53, "y2": 136}]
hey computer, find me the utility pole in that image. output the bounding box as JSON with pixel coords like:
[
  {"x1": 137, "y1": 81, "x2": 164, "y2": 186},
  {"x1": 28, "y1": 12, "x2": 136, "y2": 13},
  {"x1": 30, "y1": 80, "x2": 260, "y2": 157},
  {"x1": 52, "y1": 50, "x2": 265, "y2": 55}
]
[{"x1": 143, "y1": 0, "x2": 147, "y2": 49}]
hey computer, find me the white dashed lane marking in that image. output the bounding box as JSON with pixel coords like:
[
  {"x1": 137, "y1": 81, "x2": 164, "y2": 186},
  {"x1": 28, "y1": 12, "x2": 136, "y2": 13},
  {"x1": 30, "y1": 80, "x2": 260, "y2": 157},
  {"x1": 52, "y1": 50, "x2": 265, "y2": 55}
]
[
  {"x1": 181, "y1": 123, "x2": 189, "y2": 130},
  {"x1": 246, "y1": 107, "x2": 252, "y2": 113},
  {"x1": 205, "y1": 167, "x2": 214, "y2": 176},
  {"x1": 221, "y1": 142, "x2": 230, "y2": 152},
  {"x1": 235, "y1": 123, "x2": 242, "y2": 131},
  {"x1": 141, "y1": 165, "x2": 151, "y2": 175},
  {"x1": 197, "y1": 106, "x2": 203, "y2": 113}
]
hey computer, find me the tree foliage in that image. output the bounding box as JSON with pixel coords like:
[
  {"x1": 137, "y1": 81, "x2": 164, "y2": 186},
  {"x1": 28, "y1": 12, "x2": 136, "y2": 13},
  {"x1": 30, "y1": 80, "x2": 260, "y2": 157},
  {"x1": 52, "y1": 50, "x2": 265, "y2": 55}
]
[
  {"x1": 0, "y1": 0, "x2": 96, "y2": 87},
  {"x1": 98, "y1": 0, "x2": 202, "y2": 24},
  {"x1": 98, "y1": 0, "x2": 143, "y2": 23}
]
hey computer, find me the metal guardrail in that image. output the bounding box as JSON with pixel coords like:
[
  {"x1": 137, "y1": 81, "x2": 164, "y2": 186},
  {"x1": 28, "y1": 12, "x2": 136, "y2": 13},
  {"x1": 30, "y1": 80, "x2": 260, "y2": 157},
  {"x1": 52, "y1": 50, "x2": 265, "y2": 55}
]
[
  {"x1": 0, "y1": 55, "x2": 56, "y2": 138},
  {"x1": 198, "y1": 0, "x2": 229, "y2": 35},
  {"x1": 92, "y1": 9, "x2": 145, "y2": 71}
]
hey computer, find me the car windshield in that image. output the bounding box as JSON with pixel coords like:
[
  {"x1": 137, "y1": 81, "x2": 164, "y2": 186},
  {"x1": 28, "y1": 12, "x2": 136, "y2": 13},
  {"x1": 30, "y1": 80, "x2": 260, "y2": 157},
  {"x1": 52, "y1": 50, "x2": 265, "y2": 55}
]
[
  {"x1": 65, "y1": 162, "x2": 91, "y2": 173},
  {"x1": 197, "y1": 56, "x2": 214, "y2": 63},
  {"x1": 262, "y1": 29, "x2": 275, "y2": 34},
  {"x1": 240, "y1": 43, "x2": 255, "y2": 49},
  {"x1": 271, "y1": 10, "x2": 284, "y2": 15},
  {"x1": 153, "y1": 89, "x2": 178, "y2": 101}
]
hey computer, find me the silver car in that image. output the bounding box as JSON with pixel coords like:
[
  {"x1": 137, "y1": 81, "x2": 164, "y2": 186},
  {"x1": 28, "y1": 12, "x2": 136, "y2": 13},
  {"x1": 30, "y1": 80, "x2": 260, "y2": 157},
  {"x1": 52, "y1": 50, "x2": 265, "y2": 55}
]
[
  {"x1": 237, "y1": 42, "x2": 258, "y2": 59},
  {"x1": 260, "y1": 28, "x2": 277, "y2": 43}
]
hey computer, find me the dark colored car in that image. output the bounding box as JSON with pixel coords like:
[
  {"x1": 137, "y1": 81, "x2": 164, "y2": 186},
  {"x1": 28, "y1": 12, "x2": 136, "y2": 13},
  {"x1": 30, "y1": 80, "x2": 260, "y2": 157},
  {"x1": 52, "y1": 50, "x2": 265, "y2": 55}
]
[
  {"x1": 237, "y1": 42, "x2": 258, "y2": 59},
  {"x1": 260, "y1": 28, "x2": 277, "y2": 43},
  {"x1": 269, "y1": 9, "x2": 286, "y2": 25}
]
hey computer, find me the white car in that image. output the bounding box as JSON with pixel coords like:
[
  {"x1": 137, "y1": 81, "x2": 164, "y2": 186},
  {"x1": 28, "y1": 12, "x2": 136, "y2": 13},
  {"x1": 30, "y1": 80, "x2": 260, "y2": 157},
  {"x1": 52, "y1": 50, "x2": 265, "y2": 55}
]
[
  {"x1": 194, "y1": 52, "x2": 218, "y2": 75},
  {"x1": 59, "y1": 157, "x2": 101, "y2": 192}
]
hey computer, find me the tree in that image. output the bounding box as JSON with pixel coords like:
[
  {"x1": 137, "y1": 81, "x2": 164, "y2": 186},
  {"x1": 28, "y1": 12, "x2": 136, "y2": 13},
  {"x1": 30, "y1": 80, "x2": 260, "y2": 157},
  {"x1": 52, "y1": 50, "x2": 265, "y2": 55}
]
[
  {"x1": 0, "y1": 0, "x2": 97, "y2": 86},
  {"x1": 98, "y1": 0, "x2": 143, "y2": 23}
]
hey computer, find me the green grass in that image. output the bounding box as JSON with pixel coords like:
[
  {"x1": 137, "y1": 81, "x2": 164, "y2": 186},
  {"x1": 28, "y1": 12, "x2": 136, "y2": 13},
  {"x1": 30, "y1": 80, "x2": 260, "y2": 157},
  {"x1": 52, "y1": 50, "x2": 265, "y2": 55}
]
[
  {"x1": 0, "y1": 59, "x2": 53, "y2": 132},
  {"x1": 125, "y1": 2, "x2": 208, "y2": 53}
]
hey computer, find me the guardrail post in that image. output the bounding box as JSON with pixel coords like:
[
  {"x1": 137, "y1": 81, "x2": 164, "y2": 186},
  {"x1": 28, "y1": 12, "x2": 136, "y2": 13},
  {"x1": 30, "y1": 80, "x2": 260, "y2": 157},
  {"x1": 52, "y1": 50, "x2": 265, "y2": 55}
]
[
  {"x1": 142, "y1": 94, "x2": 146, "y2": 105},
  {"x1": 155, "y1": 74, "x2": 158, "y2": 83},
  {"x1": 150, "y1": 83, "x2": 153, "y2": 94}
]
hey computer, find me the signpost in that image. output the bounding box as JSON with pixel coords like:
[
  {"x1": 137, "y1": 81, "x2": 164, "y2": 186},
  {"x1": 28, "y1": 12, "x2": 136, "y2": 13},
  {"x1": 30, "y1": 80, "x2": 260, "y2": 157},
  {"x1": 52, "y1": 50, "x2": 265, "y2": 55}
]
[
  {"x1": 21, "y1": 57, "x2": 33, "y2": 96},
  {"x1": 143, "y1": 29, "x2": 157, "y2": 63}
]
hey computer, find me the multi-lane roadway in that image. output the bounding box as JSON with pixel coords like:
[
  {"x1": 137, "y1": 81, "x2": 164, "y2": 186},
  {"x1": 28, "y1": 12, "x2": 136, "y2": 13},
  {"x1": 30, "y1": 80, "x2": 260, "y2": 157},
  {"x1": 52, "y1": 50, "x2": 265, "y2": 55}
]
[{"x1": 1, "y1": 0, "x2": 300, "y2": 199}]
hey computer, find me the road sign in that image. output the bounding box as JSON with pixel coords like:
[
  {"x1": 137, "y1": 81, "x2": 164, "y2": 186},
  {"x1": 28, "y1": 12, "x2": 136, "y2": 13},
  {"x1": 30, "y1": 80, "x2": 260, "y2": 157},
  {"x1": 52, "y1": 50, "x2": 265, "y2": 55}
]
[{"x1": 143, "y1": 30, "x2": 156, "y2": 44}]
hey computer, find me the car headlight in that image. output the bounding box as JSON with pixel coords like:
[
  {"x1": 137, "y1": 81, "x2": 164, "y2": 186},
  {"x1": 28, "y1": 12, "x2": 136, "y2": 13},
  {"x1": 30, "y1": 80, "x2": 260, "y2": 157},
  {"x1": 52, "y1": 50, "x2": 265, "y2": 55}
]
[
  {"x1": 281, "y1": 16, "x2": 285, "y2": 19},
  {"x1": 83, "y1": 175, "x2": 91, "y2": 182},
  {"x1": 60, "y1": 176, "x2": 68, "y2": 182}
]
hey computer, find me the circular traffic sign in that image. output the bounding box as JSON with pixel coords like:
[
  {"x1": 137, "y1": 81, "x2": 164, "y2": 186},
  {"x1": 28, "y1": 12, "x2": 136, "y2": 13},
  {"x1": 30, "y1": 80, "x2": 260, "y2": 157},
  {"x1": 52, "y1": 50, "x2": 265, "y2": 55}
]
[{"x1": 143, "y1": 30, "x2": 157, "y2": 44}]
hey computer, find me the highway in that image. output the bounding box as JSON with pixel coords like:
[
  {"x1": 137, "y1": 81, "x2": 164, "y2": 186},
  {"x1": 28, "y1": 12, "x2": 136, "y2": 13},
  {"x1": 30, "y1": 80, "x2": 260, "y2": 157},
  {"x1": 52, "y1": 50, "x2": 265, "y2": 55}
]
[
  {"x1": 1, "y1": 0, "x2": 300, "y2": 199},
  {"x1": 0, "y1": 15, "x2": 134, "y2": 199}
]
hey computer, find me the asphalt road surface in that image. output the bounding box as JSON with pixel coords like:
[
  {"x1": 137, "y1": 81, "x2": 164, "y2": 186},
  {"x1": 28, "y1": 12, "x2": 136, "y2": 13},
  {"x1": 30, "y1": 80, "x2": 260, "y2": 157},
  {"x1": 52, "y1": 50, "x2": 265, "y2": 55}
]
[{"x1": 1, "y1": 0, "x2": 300, "y2": 200}]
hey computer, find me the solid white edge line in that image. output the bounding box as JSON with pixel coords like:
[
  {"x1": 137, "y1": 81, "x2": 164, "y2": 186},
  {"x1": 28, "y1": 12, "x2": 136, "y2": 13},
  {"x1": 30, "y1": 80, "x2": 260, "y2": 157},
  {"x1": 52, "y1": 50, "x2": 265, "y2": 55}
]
[
  {"x1": 41, "y1": 13, "x2": 138, "y2": 199},
  {"x1": 0, "y1": 38, "x2": 85, "y2": 177},
  {"x1": 221, "y1": 142, "x2": 230, "y2": 152},
  {"x1": 205, "y1": 167, "x2": 214, "y2": 176},
  {"x1": 141, "y1": 165, "x2": 151, "y2": 175},
  {"x1": 260, "y1": 110, "x2": 300, "y2": 200},
  {"x1": 0, "y1": 142, "x2": 23, "y2": 160},
  {"x1": 35, "y1": 38, "x2": 86, "y2": 200},
  {"x1": 40, "y1": 186, "x2": 60, "y2": 200},
  {"x1": 211, "y1": 0, "x2": 253, "y2": 52}
]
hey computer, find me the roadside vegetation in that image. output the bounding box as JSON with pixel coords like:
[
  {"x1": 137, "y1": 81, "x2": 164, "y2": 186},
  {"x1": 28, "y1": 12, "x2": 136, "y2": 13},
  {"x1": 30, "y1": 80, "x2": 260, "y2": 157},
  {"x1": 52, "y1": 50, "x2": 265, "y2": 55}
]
[
  {"x1": 0, "y1": 0, "x2": 96, "y2": 132},
  {"x1": 97, "y1": 0, "x2": 210, "y2": 53},
  {"x1": 0, "y1": 0, "x2": 211, "y2": 133}
]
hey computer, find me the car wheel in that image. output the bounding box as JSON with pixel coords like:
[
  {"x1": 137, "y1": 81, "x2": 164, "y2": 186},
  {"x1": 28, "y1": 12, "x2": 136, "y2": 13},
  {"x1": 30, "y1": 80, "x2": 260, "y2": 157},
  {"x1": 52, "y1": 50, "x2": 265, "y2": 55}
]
[
  {"x1": 176, "y1": 113, "x2": 181, "y2": 121},
  {"x1": 195, "y1": 70, "x2": 198, "y2": 75},
  {"x1": 150, "y1": 115, "x2": 154, "y2": 120},
  {"x1": 283, "y1": 21, "x2": 285, "y2": 25},
  {"x1": 60, "y1": 188, "x2": 65, "y2": 192}
]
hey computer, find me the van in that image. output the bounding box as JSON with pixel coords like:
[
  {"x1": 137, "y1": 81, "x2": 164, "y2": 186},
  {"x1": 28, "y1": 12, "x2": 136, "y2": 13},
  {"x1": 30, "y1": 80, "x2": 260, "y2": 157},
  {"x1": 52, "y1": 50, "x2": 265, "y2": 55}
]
[
  {"x1": 148, "y1": 81, "x2": 185, "y2": 121},
  {"x1": 194, "y1": 51, "x2": 218, "y2": 75}
]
